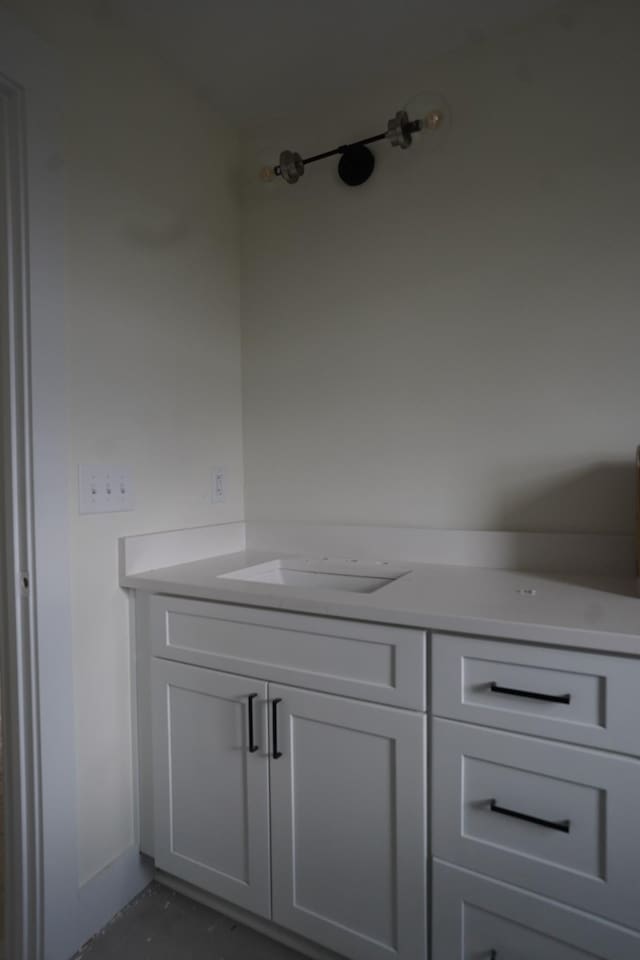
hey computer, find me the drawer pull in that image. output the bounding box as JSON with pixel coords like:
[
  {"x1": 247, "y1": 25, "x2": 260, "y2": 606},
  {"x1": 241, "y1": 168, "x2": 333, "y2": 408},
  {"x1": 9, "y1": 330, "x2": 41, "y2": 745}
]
[
  {"x1": 247, "y1": 693, "x2": 259, "y2": 753},
  {"x1": 272, "y1": 698, "x2": 283, "y2": 759},
  {"x1": 489, "y1": 682, "x2": 571, "y2": 705},
  {"x1": 489, "y1": 799, "x2": 571, "y2": 833}
]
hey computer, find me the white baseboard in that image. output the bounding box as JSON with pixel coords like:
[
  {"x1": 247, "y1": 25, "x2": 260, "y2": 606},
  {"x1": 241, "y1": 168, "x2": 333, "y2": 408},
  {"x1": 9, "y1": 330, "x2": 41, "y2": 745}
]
[{"x1": 75, "y1": 846, "x2": 153, "y2": 951}]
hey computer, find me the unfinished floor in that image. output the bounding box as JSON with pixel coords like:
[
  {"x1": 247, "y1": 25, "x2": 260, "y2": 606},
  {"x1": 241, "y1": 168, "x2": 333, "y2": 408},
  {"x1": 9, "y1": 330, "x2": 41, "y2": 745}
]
[
  {"x1": 74, "y1": 883, "x2": 313, "y2": 960},
  {"x1": 0, "y1": 722, "x2": 4, "y2": 960}
]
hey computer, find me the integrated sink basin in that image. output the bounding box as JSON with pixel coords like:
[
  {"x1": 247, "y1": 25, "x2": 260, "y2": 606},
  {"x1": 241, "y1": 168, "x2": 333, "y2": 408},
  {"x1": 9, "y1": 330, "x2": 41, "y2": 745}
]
[{"x1": 218, "y1": 558, "x2": 407, "y2": 594}]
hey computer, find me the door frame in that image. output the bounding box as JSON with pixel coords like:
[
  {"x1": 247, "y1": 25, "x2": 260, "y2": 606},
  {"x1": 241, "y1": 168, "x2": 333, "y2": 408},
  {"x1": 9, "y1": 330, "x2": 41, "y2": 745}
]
[
  {"x1": 1, "y1": 10, "x2": 80, "y2": 960},
  {"x1": 0, "y1": 71, "x2": 42, "y2": 959}
]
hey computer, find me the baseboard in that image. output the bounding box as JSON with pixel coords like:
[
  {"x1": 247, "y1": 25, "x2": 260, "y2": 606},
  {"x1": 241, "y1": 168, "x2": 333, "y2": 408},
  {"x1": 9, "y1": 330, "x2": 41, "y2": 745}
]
[
  {"x1": 156, "y1": 870, "x2": 345, "y2": 960},
  {"x1": 75, "y1": 846, "x2": 153, "y2": 951}
]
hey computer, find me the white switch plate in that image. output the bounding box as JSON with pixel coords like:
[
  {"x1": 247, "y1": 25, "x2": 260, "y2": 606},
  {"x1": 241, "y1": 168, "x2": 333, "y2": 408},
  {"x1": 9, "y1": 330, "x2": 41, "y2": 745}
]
[
  {"x1": 212, "y1": 466, "x2": 226, "y2": 504},
  {"x1": 79, "y1": 464, "x2": 135, "y2": 514}
]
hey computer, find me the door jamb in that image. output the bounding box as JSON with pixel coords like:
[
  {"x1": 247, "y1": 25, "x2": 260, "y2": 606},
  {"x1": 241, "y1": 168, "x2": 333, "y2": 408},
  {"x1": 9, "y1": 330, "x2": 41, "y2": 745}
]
[
  {"x1": 0, "y1": 73, "x2": 43, "y2": 960},
  {"x1": 1, "y1": 10, "x2": 80, "y2": 960}
]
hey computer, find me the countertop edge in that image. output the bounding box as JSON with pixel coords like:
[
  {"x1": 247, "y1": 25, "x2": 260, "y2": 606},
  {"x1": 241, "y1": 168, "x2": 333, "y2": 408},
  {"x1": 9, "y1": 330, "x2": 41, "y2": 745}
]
[{"x1": 121, "y1": 566, "x2": 640, "y2": 658}]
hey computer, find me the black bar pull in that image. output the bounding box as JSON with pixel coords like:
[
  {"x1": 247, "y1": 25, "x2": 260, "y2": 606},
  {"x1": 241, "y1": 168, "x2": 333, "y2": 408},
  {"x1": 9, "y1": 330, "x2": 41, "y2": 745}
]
[
  {"x1": 489, "y1": 952, "x2": 497, "y2": 960},
  {"x1": 489, "y1": 682, "x2": 571, "y2": 705},
  {"x1": 247, "y1": 694, "x2": 258, "y2": 753},
  {"x1": 489, "y1": 799, "x2": 570, "y2": 834},
  {"x1": 272, "y1": 698, "x2": 283, "y2": 759}
]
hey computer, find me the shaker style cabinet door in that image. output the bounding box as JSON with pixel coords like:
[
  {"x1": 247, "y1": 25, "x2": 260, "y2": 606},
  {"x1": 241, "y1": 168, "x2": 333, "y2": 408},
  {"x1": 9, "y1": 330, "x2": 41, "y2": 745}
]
[
  {"x1": 268, "y1": 684, "x2": 427, "y2": 960},
  {"x1": 151, "y1": 660, "x2": 271, "y2": 917}
]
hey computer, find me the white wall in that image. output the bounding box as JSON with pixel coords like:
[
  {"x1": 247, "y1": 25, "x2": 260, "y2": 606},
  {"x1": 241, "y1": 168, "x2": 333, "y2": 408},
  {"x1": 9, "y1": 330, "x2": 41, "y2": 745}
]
[
  {"x1": 241, "y1": 0, "x2": 640, "y2": 536},
  {"x1": 1, "y1": 0, "x2": 244, "y2": 885},
  {"x1": 2, "y1": 0, "x2": 638, "y2": 908}
]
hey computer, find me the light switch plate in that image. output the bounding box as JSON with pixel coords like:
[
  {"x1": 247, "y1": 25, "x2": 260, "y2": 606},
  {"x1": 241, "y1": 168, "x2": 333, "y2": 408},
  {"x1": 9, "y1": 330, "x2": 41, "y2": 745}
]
[{"x1": 79, "y1": 464, "x2": 135, "y2": 514}]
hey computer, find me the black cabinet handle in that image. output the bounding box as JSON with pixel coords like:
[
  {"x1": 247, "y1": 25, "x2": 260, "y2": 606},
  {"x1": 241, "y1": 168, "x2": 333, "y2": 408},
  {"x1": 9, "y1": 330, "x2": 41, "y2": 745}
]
[
  {"x1": 489, "y1": 952, "x2": 497, "y2": 960},
  {"x1": 272, "y1": 698, "x2": 283, "y2": 759},
  {"x1": 489, "y1": 682, "x2": 571, "y2": 705},
  {"x1": 247, "y1": 694, "x2": 258, "y2": 753},
  {"x1": 489, "y1": 799, "x2": 570, "y2": 833}
]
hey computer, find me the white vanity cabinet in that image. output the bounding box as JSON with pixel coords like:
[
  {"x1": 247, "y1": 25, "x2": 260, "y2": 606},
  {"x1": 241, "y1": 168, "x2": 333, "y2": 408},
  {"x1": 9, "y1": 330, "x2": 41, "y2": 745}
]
[
  {"x1": 137, "y1": 591, "x2": 640, "y2": 960},
  {"x1": 142, "y1": 594, "x2": 428, "y2": 960}
]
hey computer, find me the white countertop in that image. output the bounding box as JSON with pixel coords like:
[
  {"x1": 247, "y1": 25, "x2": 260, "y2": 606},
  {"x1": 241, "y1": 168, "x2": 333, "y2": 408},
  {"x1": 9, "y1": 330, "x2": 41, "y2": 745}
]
[{"x1": 122, "y1": 549, "x2": 640, "y2": 655}]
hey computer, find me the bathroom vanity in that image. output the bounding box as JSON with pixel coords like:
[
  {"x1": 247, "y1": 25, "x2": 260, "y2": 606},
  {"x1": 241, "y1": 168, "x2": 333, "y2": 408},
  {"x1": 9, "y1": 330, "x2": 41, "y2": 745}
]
[{"x1": 125, "y1": 540, "x2": 640, "y2": 960}]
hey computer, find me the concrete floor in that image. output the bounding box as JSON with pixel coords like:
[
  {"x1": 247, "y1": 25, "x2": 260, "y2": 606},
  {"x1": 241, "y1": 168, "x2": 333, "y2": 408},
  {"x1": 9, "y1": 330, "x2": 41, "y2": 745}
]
[
  {"x1": 0, "y1": 723, "x2": 4, "y2": 960},
  {"x1": 74, "y1": 883, "x2": 311, "y2": 960}
]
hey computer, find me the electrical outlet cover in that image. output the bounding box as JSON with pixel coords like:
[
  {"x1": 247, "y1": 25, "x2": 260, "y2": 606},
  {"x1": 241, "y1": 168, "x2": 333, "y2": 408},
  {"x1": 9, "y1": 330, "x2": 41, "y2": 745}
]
[{"x1": 213, "y1": 466, "x2": 226, "y2": 504}]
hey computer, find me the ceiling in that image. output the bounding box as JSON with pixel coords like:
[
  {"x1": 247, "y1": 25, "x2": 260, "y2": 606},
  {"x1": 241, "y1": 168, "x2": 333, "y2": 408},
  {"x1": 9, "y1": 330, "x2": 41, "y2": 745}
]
[{"x1": 114, "y1": 0, "x2": 560, "y2": 128}]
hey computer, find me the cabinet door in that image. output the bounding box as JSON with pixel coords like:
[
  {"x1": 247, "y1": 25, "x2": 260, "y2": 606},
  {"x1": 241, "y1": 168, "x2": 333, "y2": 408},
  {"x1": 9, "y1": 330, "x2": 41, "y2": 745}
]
[
  {"x1": 269, "y1": 684, "x2": 427, "y2": 960},
  {"x1": 151, "y1": 659, "x2": 270, "y2": 916}
]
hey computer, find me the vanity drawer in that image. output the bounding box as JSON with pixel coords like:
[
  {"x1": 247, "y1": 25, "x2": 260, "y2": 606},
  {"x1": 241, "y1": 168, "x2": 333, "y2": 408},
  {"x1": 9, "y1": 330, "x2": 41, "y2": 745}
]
[
  {"x1": 432, "y1": 633, "x2": 640, "y2": 755},
  {"x1": 149, "y1": 595, "x2": 426, "y2": 709},
  {"x1": 432, "y1": 860, "x2": 640, "y2": 960},
  {"x1": 432, "y1": 719, "x2": 640, "y2": 929}
]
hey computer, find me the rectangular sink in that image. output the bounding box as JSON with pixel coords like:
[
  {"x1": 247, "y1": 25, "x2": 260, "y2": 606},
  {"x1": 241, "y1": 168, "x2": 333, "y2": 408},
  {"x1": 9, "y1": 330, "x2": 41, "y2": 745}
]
[{"x1": 218, "y1": 558, "x2": 404, "y2": 594}]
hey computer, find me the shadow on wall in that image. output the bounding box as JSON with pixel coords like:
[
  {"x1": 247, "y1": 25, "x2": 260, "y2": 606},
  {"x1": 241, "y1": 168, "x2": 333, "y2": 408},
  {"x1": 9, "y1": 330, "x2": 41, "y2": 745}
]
[{"x1": 494, "y1": 461, "x2": 636, "y2": 536}]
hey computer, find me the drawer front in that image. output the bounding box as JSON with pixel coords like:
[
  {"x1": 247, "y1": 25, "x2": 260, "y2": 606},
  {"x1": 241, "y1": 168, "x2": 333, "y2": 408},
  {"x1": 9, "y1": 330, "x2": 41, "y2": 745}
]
[
  {"x1": 432, "y1": 860, "x2": 640, "y2": 960},
  {"x1": 150, "y1": 595, "x2": 426, "y2": 709},
  {"x1": 432, "y1": 633, "x2": 640, "y2": 755},
  {"x1": 432, "y1": 719, "x2": 640, "y2": 929}
]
